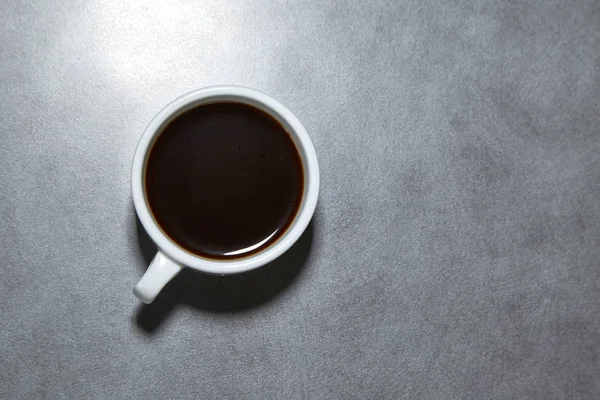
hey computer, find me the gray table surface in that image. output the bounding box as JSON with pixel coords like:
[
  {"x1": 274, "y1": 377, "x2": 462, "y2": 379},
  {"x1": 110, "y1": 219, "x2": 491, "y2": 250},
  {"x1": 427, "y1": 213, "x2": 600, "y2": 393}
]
[{"x1": 2, "y1": 0, "x2": 600, "y2": 398}]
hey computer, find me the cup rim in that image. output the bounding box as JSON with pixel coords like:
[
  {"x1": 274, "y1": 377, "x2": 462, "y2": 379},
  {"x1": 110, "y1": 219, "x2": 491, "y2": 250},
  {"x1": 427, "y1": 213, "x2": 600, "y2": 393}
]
[{"x1": 131, "y1": 85, "x2": 319, "y2": 275}]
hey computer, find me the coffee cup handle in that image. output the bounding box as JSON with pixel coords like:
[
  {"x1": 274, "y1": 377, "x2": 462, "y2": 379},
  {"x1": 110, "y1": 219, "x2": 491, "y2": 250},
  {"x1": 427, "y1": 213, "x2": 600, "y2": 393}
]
[{"x1": 133, "y1": 251, "x2": 183, "y2": 304}]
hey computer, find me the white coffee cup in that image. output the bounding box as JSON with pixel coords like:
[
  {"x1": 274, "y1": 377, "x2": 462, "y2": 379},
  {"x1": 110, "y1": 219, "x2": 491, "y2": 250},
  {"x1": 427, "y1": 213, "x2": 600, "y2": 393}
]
[{"x1": 131, "y1": 86, "x2": 319, "y2": 303}]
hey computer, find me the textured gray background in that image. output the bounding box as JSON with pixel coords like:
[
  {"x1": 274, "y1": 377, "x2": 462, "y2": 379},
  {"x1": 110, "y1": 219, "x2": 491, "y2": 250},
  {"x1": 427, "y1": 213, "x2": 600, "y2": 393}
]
[{"x1": 1, "y1": 0, "x2": 599, "y2": 398}]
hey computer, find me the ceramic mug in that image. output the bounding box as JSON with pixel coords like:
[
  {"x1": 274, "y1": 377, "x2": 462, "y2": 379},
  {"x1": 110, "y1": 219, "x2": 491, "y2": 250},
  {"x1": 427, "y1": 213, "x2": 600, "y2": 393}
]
[{"x1": 131, "y1": 86, "x2": 319, "y2": 303}]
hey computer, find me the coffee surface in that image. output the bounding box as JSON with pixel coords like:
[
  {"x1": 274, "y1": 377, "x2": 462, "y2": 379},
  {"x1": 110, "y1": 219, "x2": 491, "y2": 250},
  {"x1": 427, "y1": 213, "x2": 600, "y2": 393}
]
[{"x1": 145, "y1": 102, "x2": 303, "y2": 259}]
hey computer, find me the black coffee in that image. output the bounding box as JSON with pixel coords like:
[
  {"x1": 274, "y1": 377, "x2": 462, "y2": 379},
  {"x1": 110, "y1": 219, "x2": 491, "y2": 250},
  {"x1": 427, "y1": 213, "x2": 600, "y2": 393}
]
[{"x1": 145, "y1": 102, "x2": 304, "y2": 260}]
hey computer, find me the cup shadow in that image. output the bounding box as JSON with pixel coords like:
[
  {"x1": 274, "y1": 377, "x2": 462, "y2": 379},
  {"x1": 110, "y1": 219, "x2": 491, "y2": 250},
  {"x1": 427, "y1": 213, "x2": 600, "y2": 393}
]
[{"x1": 133, "y1": 214, "x2": 315, "y2": 332}]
